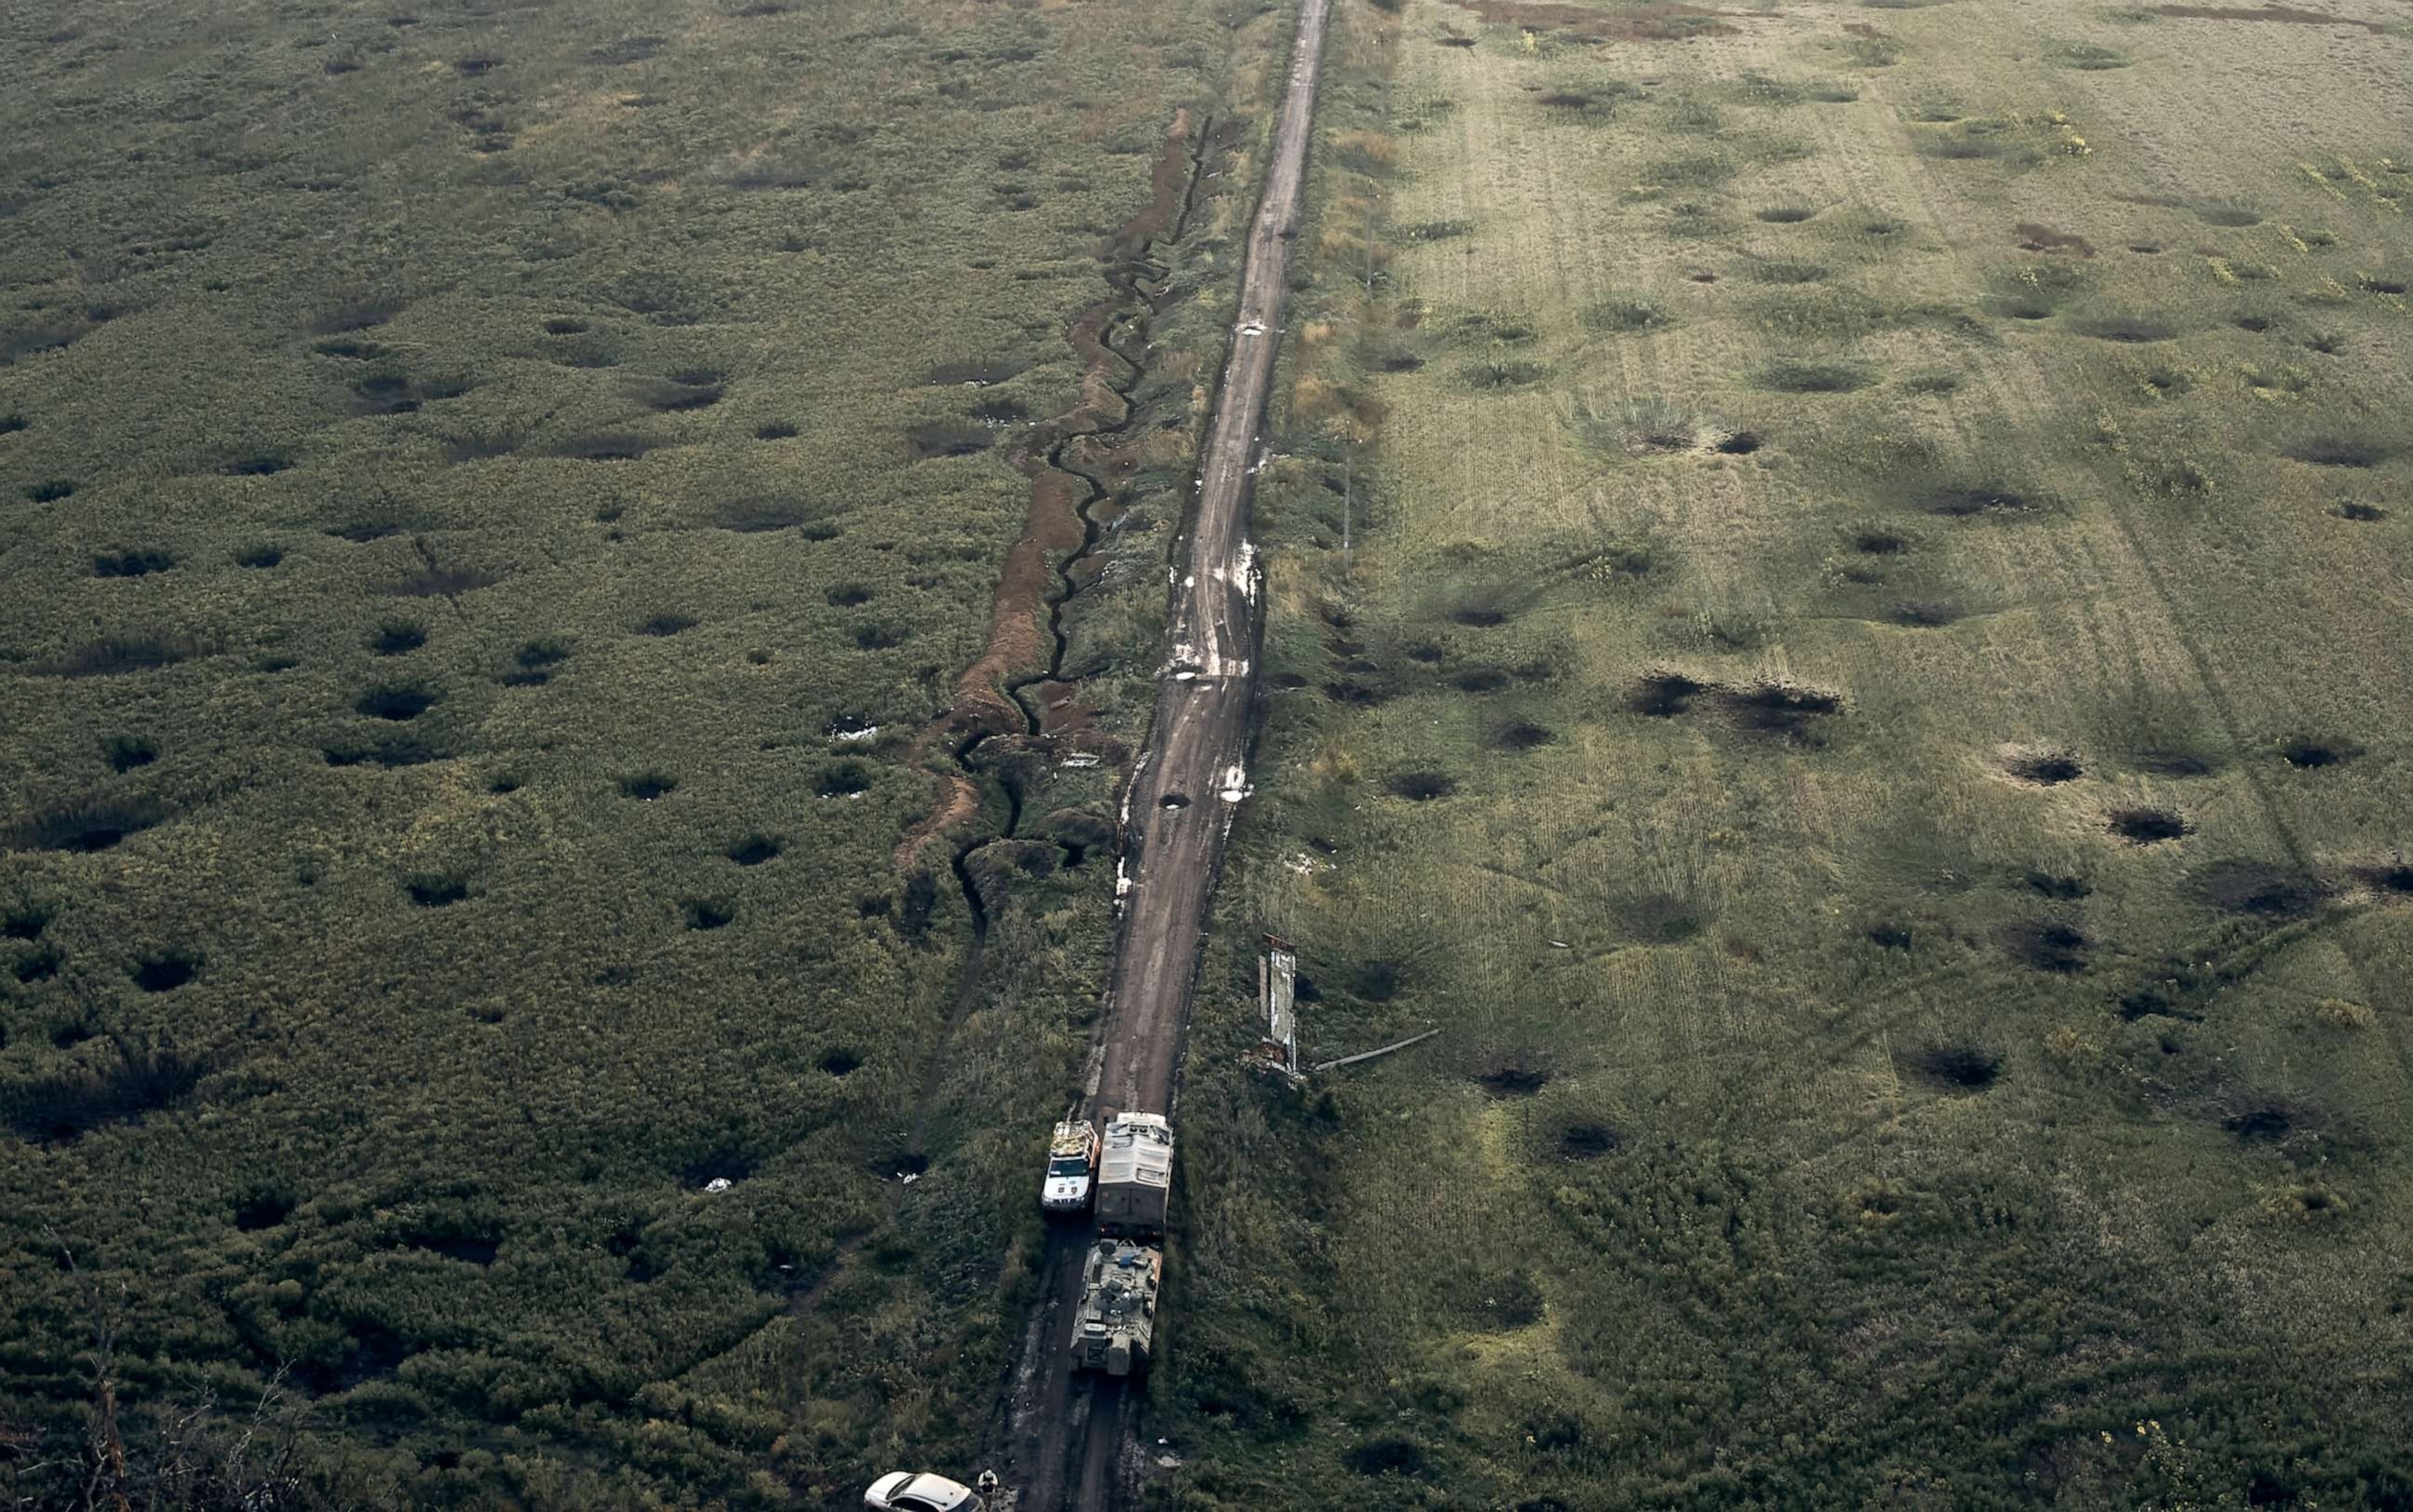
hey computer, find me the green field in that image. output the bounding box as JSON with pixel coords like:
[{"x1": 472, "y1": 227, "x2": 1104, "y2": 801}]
[
  {"x1": 1165, "y1": 0, "x2": 2413, "y2": 1506},
  {"x1": 0, "y1": 0, "x2": 1274, "y2": 1503}
]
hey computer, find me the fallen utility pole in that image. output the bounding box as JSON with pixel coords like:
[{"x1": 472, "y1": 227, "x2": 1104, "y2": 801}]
[{"x1": 1313, "y1": 1028, "x2": 1440, "y2": 1075}]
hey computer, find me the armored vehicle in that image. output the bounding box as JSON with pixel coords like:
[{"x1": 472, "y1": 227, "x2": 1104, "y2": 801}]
[
  {"x1": 1070, "y1": 1238, "x2": 1162, "y2": 1376},
  {"x1": 1094, "y1": 1112, "x2": 1172, "y2": 1236}
]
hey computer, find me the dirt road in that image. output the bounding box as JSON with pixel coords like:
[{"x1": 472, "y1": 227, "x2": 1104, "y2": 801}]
[{"x1": 994, "y1": 0, "x2": 1333, "y2": 1505}]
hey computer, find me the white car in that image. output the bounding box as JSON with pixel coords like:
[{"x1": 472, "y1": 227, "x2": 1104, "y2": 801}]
[
  {"x1": 864, "y1": 1471, "x2": 983, "y2": 1511},
  {"x1": 1042, "y1": 1119, "x2": 1100, "y2": 1213}
]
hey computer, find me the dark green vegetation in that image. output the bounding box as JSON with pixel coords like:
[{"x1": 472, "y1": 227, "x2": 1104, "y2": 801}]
[
  {"x1": 0, "y1": 0, "x2": 1263, "y2": 1503},
  {"x1": 1157, "y1": 0, "x2": 2413, "y2": 1507}
]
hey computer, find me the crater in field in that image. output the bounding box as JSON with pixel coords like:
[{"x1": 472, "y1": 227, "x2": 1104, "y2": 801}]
[
  {"x1": 1922, "y1": 485, "x2": 2038, "y2": 518},
  {"x1": 130, "y1": 950, "x2": 201, "y2": 993},
  {"x1": 555, "y1": 431, "x2": 656, "y2": 462},
  {"x1": 1492, "y1": 720, "x2": 1555, "y2": 751},
  {"x1": 235, "y1": 544, "x2": 284, "y2": 569},
  {"x1": 1477, "y1": 1065, "x2": 1550, "y2": 1099},
  {"x1": 1852, "y1": 530, "x2": 1906, "y2": 555},
  {"x1": 2285, "y1": 437, "x2": 2391, "y2": 469},
  {"x1": 2070, "y1": 313, "x2": 2179, "y2": 344},
  {"x1": 907, "y1": 421, "x2": 994, "y2": 459},
  {"x1": 637, "y1": 612, "x2": 696, "y2": 637},
  {"x1": 755, "y1": 421, "x2": 799, "y2": 441},
  {"x1": 2194, "y1": 201, "x2": 2261, "y2": 228},
  {"x1": 1866, "y1": 922, "x2": 1913, "y2": 950},
  {"x1": 1718, "y1": 681, "x2": 1840, "y2": 740},
  {"x1": 2004, "y1": 920, "x2": 2089, "y2": 972},
  {"x1": 1455, "y1": 668, "x2": 1512, "y2": 693},
  {"x1": 2026, "y1": 872, "x2": 2093, "y2": 900},
  {"x1": 819, "y1": 1048, "x2": 861, "y2": 1077},
  {"x1": 92, "y1": 550, "x2": 174, "y2": 579},
  {"x1": 1888, "y1": 599, "x2": 1960, "y2": 628},
  {"x1": 2223, "y1": 1100, "x2": 2299, "y2": 1143},
  {"x1": 683, "y1": 899, "x2": 734, "y2": 931},
  {"x1": 233, "y1": 1189, "x2": 296, "y2": 1232},
  {"x1": 1756, "y1": 360, "x2": 1873, "y2": 394},
  {"x1": 6, "y1": 797, "x2": 166, "y2": 853},
  {"x1": 1387, "y1": 771, "x2": 1455, "y2": 801},
  {"x1": 2277, "y1": 735, "x2": 2357, "y2": 769},
  {"x1": 716, "y1": 500, "x2": 816, "y2": 533},
  {"x1": 3, "y1": 903, "x2": 49, "y2": 940},
  {"x1": 323, "y1": 734, "x2": 447, "y2": 768},
  {"x1": 619, "y1": 771, "x2": 678, "y2": 800},
  {"x1": 1716, "y1": 430, "x2": 1762, "y2": 455},
  {"x1": 2, "y1": 1039, "x2": 210, "y2": 1144},
  {"x1": 1619, "y1": 891, "x2": 1704, "y2": 943},
  {"x1": 1631, "y1": 670, "x2": 1708, "y2": 717},
  {"x1": 1758, "y1": 204, "x2": 1818, "y2": 223},
  {"x1": 2352, "y1": 860, "x2": 2413, "y2": 895},
  {"x1": 1452, "y1": 606, "x2": 1509, "y2": 628},
  {"x1": 2333, "y1": 501, "x2": 2386, "y2": 522},
  {"x1": 2198, "y1": 859, "x2": 2321, "y2": 917},
  {"x1": 222, "y1": 453, "x2": 294, "y2": 477},
  {"x1": 26, "y1": 479, "x2": 74, "y2": 503},
  {"x1": 818, "y1": 761, "x2": 871, "y2": 798},
  {"x1": 368, "y1": 621, "x2": 426, "y2": 656},
  {"x1": 826, "y1": 584, "x2": 873, "y2": 607},
  {"x1": 2005, "y1": 748, "x2": 2083, "y2": 785},
  {"x1": 632, "y1": 376, "x2": 723, "y2": 412},
  {"x1": 405, "y1": 873, "x2": 470, "y2": 908},
  {"x1": 852, "y1": 624, "x2": 906, "y2": 650},
  {"x1": 357, "y1": 684, "x2": 436, "y2": 721},
  {"x1": 1558, "y1": 1122, "x2": 1620, "y2": 1159},
  {"x1": 104, "y1": 735, "x2": 158, "y2": 774},
  {"x1": 2107, "y1": 807, "x2": 2188, "y2": 844},
  {"x1": 1158, "y1": 793, "x2": 1191, "y2": 811},
  {"x1": 727, "y1": 833, "x2": 784, "y2": 866},
  {"x1": 1912, "y1": 1042, "x2": 2001, "y2": 1092},
  {"x1": 2014, "y1": 222, "x2": 2095, "y2": 256}
]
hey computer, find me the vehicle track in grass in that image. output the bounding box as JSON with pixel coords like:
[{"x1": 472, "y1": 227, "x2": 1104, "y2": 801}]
[{"x1": 993, "y1": 0, "x2": 1335, "y2": 1505}]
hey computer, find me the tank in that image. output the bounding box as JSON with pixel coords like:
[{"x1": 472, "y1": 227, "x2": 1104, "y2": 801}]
[
  {"x1": 1093, "y1": 1113, "x2": 1172, "y2": 1236},
  {"x1": 1070, "y1": 1238, "x2": 1161, "y2": 1376}
]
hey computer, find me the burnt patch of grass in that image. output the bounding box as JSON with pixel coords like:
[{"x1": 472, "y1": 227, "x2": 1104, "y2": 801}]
[
  {"x1": 2197, "y1": 859, "x2": 2321, "y2": 917},
  {"x1": 2005, "y1": 920, "x2": 2090, "y2": 972},
  {"x1": 92, "y1": 551, "x2": 174, "y2": 579},
  {"x1": 2108, "y1": 807, "x2": 2188, "y2": 844},
  {"x1": 3, "y1": 1037, "x2": 210, "y2": 1144},
  {"x1": 1477, "y1": 1065, "x2": 1550, "y2": 1099},
  {"x1": 5, "y1": 796, "x2": 167, "y2": 853},
  {"x1": 1912, "y1": 1042, "x2": 2001, "y2": 1091},
  {"x1": 618, "y1": 771, "x2": 678, "y2": 800},
  {"x1": 103, "y1": 735, "x2": 158, "y2": 774},
  {"x1": 2284, "y1": 437, "x2": 2392, "y2": 469},
  {"x1": 1387, "y1": 771, "x2": 1456, "y2": 801},
  {"x1": 130, "y1": 949, "x2": 201, "y2": 993},
  {"x1": 356, "y1": 684, "x2": 436, "y2": 721},
  {"x1": 726, "y1": 833, "x2": 784, "y2": 866}
]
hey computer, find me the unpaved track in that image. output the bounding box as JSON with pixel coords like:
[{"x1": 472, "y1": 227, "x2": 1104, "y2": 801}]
[{"x1": 995, "y1": 1, "x2": 1333, "y2": 1506}]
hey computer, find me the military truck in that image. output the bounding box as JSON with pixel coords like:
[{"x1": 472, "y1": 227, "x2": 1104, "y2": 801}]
[
  {"x1": 1070, "y1": 1237, "x2": 1162, "y2": 1376},
  {"x1": 1094, "y1": 1112, "x2": 1172, "y2": 1236}
]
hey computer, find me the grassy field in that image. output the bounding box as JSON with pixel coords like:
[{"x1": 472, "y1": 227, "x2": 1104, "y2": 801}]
[
  {"x1": 0, "y1": 0, "x2": 1274, "y2": 1504},
  {"x1": 1164, "y1": 0, "x2": 2413, "y2": 1505}
]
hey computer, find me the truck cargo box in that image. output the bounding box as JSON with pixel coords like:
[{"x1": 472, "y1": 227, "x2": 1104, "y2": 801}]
[{"x1": 1094, "y1": 1113, "x2": 1172, "y2": 1236}]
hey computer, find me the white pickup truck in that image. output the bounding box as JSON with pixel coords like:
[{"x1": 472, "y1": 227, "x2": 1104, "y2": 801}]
[{"x1": 1041, "y1": 1118, "x2": 1099, "y2": 1213}]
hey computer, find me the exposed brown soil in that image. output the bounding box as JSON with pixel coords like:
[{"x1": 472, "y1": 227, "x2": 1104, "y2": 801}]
[
  {"x1": 2149, "y1": 4, "x2": 2387, "y2": 33},
  {"x1": 2014, "y1": 222, "x2": 2096, "y2": 256},
  {"x1": 893, "y1": 112, "x2": 1203, "y2": 871}
]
